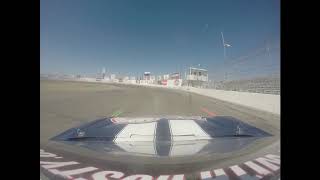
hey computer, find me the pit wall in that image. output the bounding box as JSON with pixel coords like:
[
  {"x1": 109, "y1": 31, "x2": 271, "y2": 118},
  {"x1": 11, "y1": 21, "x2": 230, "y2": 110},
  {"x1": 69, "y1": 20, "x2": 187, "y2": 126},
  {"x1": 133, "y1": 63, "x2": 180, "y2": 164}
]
[{"x1": 76, "y1": 78, "x2": 280, "y2": 115}]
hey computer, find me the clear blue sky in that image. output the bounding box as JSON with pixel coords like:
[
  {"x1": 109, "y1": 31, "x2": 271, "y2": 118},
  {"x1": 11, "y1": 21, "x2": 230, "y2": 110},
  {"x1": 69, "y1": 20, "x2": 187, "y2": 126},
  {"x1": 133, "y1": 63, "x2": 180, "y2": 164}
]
[{"x1": 40, "y1": 0, "x2": 280, "y2": 80}]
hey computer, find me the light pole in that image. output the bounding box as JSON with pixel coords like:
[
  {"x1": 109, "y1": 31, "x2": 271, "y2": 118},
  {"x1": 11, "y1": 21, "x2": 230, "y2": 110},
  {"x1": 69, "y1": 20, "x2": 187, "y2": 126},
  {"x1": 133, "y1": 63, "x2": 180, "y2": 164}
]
[
  {"x1": 221, "y1": 32, "x2": 226, "y2": 60},
  {"x1": 221, "y1": 32, "x2": 231, "y2": 82}
]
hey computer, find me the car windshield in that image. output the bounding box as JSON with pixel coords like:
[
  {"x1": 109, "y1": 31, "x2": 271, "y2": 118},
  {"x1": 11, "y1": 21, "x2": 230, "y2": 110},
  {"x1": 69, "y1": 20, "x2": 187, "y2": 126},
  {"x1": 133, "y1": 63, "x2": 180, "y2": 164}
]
[{"x1": 40, "y1": 0, "x2": 280, "y2": 180}]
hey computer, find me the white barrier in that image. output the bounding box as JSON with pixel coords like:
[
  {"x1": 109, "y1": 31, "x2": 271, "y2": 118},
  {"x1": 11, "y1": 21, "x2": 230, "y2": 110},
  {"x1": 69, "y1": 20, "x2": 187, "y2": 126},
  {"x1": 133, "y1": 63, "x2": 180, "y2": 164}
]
[
  {"x1": 117, "y1": 82, "x2": 280, "y2": 115},
  {"x1": 70, "y1": 79, "x2": 280, "y2": 115},
  {"x1": 181, "y1": 86, "x2": 280, "y2": 115},
  {"x1": 166, "y1": 79, "x2": 182, "y2": 87}
]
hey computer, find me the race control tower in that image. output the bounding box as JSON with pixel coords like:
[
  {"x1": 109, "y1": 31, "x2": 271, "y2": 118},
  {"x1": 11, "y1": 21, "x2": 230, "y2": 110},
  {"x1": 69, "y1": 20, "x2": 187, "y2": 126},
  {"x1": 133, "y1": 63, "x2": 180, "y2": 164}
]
[{"x1": 186, "y1": 67, "x2": 208, "y2": 88}]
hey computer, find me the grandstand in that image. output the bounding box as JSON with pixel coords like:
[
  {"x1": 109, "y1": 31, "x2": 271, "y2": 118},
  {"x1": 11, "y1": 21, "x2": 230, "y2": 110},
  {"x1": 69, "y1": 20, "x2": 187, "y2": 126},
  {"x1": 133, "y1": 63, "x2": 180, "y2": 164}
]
[
  {"x1": 212, "y1": 76, "x2": 280, "y2": 95},
  {"x1": 207, "y1": 37, "x2": 280, "y2": 95}
]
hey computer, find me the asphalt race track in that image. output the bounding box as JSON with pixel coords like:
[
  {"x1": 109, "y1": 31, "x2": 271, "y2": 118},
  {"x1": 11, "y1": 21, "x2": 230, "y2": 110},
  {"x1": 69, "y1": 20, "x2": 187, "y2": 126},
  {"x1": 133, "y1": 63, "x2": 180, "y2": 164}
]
[{"x1": 40, "y1": 80, "x2": 280, "y2": 180}]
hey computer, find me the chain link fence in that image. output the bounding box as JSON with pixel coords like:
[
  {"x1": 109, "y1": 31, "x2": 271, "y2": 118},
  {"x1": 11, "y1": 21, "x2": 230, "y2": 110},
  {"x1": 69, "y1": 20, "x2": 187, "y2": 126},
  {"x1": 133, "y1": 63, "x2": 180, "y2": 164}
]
[{"x1": 207, "y1": 39, "x2": 280, "y2": 95}]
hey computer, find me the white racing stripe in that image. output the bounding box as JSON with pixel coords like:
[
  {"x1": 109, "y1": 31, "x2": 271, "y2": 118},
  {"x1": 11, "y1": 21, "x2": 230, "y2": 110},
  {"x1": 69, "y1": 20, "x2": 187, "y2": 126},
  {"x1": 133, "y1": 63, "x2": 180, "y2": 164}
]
[
  {"x1": 169, "y1": 120, "x2": 212, "y2": 141},
  {"x1": 113, "y1": 117, "x2": 159, "y2": 123},
  {"x1": 114, "y1": 122, "x2": 157, "y2": 142},
  {"x1": 170, "y1": 140, "x2": 209, "y2": 156},
  {"x1": 115, "y1": 141, "x2": 157, "y2": 156},
  {"x1": 114, "y1": 122, "x2": 157, "y2": 155}
]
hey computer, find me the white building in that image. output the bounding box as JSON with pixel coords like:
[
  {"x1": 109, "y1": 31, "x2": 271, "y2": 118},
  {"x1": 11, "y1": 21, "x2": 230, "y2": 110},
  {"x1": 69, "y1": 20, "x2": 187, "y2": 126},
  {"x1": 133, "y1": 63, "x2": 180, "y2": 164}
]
[
  {"x1": 169, "y1": 72, "x2": 180, "y2": 80},
  {"x1": 163, "y1": 74, "x2": 170, "y2": 80},
  {"x1": 186, "y1": 67, "x2": 208, "y2": 88},
  {"x1": 143, "y1": 72, "x2": 151, "y2": 80},
  {"x1": 150, "y1": 75, "x2": 156, "y2": 81}
]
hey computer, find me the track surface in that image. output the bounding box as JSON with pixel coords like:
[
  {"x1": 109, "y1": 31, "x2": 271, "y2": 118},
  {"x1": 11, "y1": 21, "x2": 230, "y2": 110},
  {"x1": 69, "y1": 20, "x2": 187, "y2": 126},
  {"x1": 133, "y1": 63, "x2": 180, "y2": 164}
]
[{"x1": 40, "y1": 80, "x2": 280, "y2": 179}]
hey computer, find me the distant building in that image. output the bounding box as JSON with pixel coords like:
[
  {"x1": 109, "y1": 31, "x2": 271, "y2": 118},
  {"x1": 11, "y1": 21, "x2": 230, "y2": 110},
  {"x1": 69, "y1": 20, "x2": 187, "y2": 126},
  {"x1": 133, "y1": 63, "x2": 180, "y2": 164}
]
[
  {"x1": 163, "y1": 74, "x2": 170, "y2": 80},
  {"x1": 186, "y1": 67, "x2": 208, "y2": 88},
  {"x1": 169, "y1": 72, "x2": 180, "y2": 80},
  {"x1": 150, "y1": 75, "x2": 155, "y2": 81},
  {"x1": 143, "y1": 72, "x2": 151, "y2": 80},
  {"x1": 140, "y1": 72, "x2": 156, "y2": 84}
]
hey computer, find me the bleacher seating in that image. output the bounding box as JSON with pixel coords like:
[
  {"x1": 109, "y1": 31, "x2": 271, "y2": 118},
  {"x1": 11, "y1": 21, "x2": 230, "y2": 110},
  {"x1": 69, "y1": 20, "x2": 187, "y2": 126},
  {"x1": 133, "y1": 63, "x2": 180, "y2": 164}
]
[{"x1": 211, "y1": 76, "x2": 280, "y2": 95}]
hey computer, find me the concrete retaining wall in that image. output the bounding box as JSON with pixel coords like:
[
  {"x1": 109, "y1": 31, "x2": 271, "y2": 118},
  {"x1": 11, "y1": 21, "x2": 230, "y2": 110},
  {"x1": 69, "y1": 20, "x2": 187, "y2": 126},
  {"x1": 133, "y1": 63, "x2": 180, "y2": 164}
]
[
  {"x1": 180, "y1": 86, "x2": 280, "y2": 115},
  {"x1": 71, "y1": 79, "x2": 280, "y2": 115},
  {"x1": 119, "y1": 83, "x2": 280, "y2": 115}
]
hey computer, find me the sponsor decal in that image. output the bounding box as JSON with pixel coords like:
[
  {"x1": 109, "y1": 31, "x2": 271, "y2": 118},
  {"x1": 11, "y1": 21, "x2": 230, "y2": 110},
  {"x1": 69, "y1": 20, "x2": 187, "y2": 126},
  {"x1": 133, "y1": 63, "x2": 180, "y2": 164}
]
[{"x1": 40, "y1": 149, "x2": 280, "y2": 180}]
